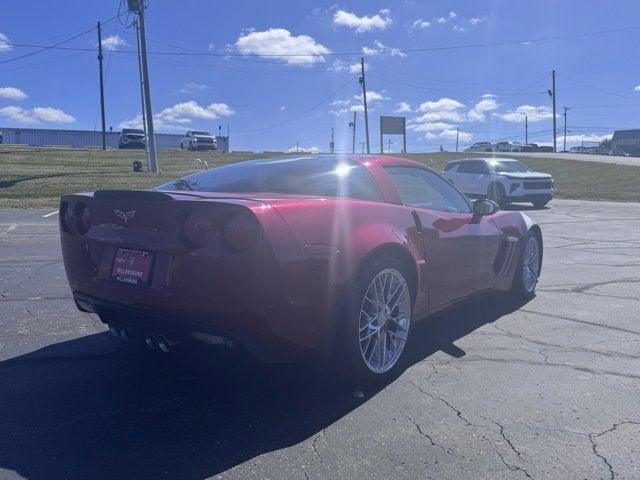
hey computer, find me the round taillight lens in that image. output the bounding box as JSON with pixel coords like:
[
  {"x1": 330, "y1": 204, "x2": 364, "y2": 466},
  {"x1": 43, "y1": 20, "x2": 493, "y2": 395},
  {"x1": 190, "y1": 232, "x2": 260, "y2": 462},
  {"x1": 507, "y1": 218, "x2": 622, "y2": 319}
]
[
  {"x1": 75, "y1": 203, "x2": 90, "y2": 235},
  {"x1": 183, "y1": 211, "x2": 214, "y2": 247},
  {"x1": 222, "y1": 214, "x2": 259, "y2": 252}
]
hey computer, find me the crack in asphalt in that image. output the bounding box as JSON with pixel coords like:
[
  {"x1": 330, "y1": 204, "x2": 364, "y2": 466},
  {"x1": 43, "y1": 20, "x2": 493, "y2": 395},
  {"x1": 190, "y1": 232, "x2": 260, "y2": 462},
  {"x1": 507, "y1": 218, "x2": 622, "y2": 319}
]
[
  {"x1": 582, "y1": 421, "x2": 640, "y2": 480},
  {"x1": 404, "y1": 415, "x2": 454, "y2": 456},
  {"x1": 490, "y1": 324, "x2": 640, "y2": 361},
  {"x1": 481, "y1": 416, "x2": 523, "y2": 458},
  {"x1": 496, "y1": 451, "x2": 535, "y2": 480},
  {"x1": 409, "y1": 382, "x2": 474, "y2": 427},
  {"x1": 459, "y1": 355, "x2": 640, "y2": 381},
  {"x1": 519, "y1": 309, "x2": 640, "y2": 337}
]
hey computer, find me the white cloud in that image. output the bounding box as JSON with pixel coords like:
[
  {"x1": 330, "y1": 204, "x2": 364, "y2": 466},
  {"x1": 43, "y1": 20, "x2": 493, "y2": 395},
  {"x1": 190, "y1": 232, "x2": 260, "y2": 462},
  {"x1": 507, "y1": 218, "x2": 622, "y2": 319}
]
[
  {"x1": 101, "y1": 35, "x2": 127, "y2": 51},
  {"x1": 330, "y1": 99, "x2": 351, "y2": 106},
  {"x1": 362, "y1": 40, "x2": 407, "y2": 57},
  {"x1": 179, "y1": 82, "x2": 209, "y2": 94},
  {"x1": 437, "y1": 11, "x2": 457, "y2": 23},
  {"x1": 329, "y1": 59, "x2": 361, "y2": 74},
  {"x1": 355, "y1": 90, "x2": 387, "y2": 103},
  {"x1": 394, "y1": 101, "x2": 412, "y2": 113},
  {"x1": 280, "y1": 105, "x2": 286, "y2": 111},
  {"x1": 0, "y1": 105, "x2": 75, "y2": 124},
  {"x1": 466, "y1": 97, "x2": 499, "y2": 121},
  {"x1": 333, "y1": 9, "x2": 392, "y2": 33},
  {"x1": 350, "y1": 104, "x2": 365, "y2": 113},
  {"x1": 415, "y1": 97, "x2": 466, "y2": 122},
  {"x1": 288, "y1": 145, "x2": 320, "y2": 153},
  {"x1": 119, "y1": 100, "x2": 234, "y2": 132},
  {"x1": 235, "y1": 28, "x2": 330, "y2": 65},
  {"x1": 634, "y1": 85, "x2": 640, "y2": 92},
  {"x1": 411, "y1": 121, "x2": 456, "y2": 132},
  {"x1": 0, "y1": 33, "x2": 12, "y2": 52},
  {"x1": 501, "y1": 105, "x2": 555, "y2": 123},
  {"x1": 453, "y1": 25, "x2": 467, "y2": 33},
  {"x1": 0, "y1": 87, "x2": 28, "y2": 100},
  {"x1": 470, "y1": 17, "x2": 485, "y2": 25},
  {"x1": 412, "y1": 19, "x2": 431, "y2": 29}
]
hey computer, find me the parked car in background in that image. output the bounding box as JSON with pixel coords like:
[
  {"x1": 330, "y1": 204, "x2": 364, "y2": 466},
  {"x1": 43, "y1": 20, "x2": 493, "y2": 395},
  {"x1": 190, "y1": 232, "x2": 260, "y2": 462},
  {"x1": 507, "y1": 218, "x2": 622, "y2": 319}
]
[
  {"x1": 442, "y1": 157, "x2": 554, "y2": 208},
  {"x1": 118, "y1": 128, "x2": 146, "y2": 149},
  {"x1": 510, "y1": 142, "x2": 524, "y2": 152},
  {"x1": 537, "y1": 146, "x2": 554, "y2": 153},
  {"x1": 464, "y1": 142, "x2": 494, "y2": 152},
  {"x1": 495, "y1": 141, "x2": 513, "y2": 152},
  {"x1": 59, "y1": 155, "x2": 543, "y2": 386},
  {"x1": 524, "y1": 143, "x2": 539, "y2": 152},
  {"x1": 569, "y1": 146, "x2": 586, "y2": 153},
  {"x1": 180, "y1": 130, "x2": 217, "y2": 151}
]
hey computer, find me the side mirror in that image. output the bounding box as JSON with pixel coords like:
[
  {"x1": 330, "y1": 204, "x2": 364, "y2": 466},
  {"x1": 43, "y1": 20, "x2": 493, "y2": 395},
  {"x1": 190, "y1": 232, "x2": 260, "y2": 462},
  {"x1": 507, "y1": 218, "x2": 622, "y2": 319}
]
[{"x1": 472, "y1": 199, "x2": 499, "y2": 222}]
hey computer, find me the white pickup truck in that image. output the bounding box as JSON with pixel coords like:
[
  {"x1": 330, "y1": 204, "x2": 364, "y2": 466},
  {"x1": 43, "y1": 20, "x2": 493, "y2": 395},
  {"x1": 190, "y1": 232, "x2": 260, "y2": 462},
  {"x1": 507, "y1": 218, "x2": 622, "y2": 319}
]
[{"x1": 441, "y1": 158, "x2": 554, "y2": 208}]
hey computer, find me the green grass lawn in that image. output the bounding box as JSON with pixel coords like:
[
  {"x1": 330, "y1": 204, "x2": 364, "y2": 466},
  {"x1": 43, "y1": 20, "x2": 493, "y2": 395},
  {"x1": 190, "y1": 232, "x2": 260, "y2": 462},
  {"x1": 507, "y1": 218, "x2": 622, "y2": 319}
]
[{"x1": 0, "y1": 146, "x2": 638, "y2": 208}]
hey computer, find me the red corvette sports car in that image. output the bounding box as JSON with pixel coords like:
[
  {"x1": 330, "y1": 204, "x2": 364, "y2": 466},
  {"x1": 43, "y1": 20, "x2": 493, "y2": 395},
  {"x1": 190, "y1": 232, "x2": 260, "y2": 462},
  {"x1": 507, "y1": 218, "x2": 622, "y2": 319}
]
[{"x1": 60, "y1": 155, "x2": 542, "y2": 384}]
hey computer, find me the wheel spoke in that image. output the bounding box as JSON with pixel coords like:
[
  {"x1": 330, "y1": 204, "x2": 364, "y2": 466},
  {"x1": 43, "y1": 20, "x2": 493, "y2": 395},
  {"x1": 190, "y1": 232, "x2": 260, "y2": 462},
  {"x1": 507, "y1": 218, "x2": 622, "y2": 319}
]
[{"x1": 358, "y1": 267, "x2": 412, "y2": 374}]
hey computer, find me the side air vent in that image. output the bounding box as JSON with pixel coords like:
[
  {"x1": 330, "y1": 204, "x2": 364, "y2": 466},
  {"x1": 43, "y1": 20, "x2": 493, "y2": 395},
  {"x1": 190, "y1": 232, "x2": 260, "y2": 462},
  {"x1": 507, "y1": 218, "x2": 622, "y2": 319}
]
[{"x1": 93, "y1": 190, "x2": 172, "y2": 201}]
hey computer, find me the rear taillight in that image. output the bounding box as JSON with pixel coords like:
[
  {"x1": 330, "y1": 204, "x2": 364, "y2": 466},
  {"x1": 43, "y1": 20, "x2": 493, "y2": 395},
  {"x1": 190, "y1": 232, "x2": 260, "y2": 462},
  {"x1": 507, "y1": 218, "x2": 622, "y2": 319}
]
[
  {"x1": 182, "y1": 211, "x2": 214, "y2": 247},
  {"x1": 222, "y1": 213, "x2": 259, "y2": 252},
  {"x1": 75, "y1": 203, "x2": 91, "y2": 235}
]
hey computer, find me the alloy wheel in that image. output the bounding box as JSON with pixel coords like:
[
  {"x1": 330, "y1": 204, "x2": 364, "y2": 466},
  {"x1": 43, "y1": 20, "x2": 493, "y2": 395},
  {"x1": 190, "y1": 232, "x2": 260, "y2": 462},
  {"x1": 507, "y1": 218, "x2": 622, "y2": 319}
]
[{"x1": 358, "y1": 268, "x2": 411, "y2": 374}]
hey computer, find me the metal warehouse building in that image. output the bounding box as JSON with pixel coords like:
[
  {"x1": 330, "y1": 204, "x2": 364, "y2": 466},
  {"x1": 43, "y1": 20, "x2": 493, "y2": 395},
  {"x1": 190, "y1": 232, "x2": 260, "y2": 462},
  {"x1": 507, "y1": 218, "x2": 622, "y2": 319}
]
[
  {"x1": 0, "y1": 127, "x2": 229, "y2": 152},
  {"x1": 611, "y1": 129, "x2": 640, "y2": 156}
]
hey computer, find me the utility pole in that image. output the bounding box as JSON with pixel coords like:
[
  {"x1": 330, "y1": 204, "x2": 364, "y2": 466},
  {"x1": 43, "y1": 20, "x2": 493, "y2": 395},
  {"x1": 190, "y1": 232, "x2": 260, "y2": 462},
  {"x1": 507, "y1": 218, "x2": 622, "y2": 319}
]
[
  {"x1": 525, "y1": 115, "x2": 528, "y2": 145},
  {"x1": 134, "y1": 20, "x2": 149, "y2": 169},
  {"x1": 563, "y1": 106, "x2": 569, "y2": 151},
  {"x1": 130, "y1": 0, "x2": 159, "y2": 172},
  {"x1": 455, "y1": 126, "x2": 459, "y2": 152},
  {"x1": 296, "y1": 141, "x2": 299, "y2": 153},
  {"x1": 388, "y1": 138, "x2": 392, "y2": 153},
  {"x1": 349, "y1": 111, "x2": 356, "y2": 154},
  {"x1": 551, "y1": 69, "x2": 557, "y2": 153},
  {"x1": 97, "y1": 21, "x2": 107, "y2": 150},
  {"x1": 359, "y1": 141, "x2": 365, "y2": 154},
  {"x1": 359, "y1": 57, "x2": 370, "y2": 154},
  {"x1": 330, "y1": 128, "x2": 335, "y2": 154}
]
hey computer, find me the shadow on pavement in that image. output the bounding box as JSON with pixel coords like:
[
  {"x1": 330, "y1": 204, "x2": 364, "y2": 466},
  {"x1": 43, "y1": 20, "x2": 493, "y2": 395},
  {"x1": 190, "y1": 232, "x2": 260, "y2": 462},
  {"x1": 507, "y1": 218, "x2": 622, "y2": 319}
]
[{"x1": 0, "y1": 294, "x2": 525, "y2": 480}]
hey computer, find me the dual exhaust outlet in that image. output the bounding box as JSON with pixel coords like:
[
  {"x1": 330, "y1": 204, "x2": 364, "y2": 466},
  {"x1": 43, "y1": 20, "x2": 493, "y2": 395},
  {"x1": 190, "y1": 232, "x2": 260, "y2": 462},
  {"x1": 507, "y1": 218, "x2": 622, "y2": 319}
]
[{"x1": 108, "y1": 322, "x2": 176, "y2": 353}]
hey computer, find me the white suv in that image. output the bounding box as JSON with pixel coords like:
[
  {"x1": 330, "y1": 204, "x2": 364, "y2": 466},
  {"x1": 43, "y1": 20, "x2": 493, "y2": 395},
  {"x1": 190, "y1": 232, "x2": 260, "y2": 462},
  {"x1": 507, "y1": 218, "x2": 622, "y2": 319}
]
[
  {"x1": 442, "y1": 158, "x2": 554, "y2": 208},
  {"x1": 180, "y1": 130, "x2": 217, "y2": 151}
]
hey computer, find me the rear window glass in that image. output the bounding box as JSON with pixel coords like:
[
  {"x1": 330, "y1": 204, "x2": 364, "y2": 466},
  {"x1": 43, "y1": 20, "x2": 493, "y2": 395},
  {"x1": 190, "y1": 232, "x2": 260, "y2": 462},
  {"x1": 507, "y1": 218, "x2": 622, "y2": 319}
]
[{"x1": 157, "y1": 157, "x2": 384, "y2": 202}]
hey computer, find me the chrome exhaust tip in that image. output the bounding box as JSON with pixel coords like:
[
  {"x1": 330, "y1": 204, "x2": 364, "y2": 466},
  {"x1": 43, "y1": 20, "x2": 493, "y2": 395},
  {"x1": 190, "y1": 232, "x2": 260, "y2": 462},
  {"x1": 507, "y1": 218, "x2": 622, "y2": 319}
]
[
  {"x1": 144, "y1": 332, "x2": 158, "y2": 349},
  {"x1": 156, "y1": 334, "x2": 177, "y2": 353}
]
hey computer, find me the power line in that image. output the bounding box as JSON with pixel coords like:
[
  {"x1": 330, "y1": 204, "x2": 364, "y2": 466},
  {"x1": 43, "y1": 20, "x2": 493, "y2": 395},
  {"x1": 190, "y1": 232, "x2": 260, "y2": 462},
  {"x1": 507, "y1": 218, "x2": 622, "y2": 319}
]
[
  {"x1": 0, "y1": 12, "x2": 123, "y2": 66},
  {"x1": 557, "y1": 72, "x2": 640, "y2": 104},
  {"x1": 233, "y1": 77, "x2": 357, "y2": 133},
  {"x1": 375, "y1": 75, "x2": 548, "y2": 97},
  {"x1": 4, "y1": 24, "x2": 639, "y2": 59}
]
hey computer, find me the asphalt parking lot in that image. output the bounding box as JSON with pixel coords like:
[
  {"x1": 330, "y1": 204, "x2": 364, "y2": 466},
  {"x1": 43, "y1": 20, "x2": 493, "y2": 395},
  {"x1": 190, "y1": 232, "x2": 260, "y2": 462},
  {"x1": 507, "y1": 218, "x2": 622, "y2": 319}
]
[{"x1": 0, "y1": 199, "x2": 639, "y2": 480}]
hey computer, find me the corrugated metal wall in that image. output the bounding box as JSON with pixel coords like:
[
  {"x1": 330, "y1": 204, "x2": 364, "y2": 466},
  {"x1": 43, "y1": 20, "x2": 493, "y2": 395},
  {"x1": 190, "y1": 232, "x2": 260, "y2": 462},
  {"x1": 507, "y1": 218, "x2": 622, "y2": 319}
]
[{"x1": 0, "y1": 127, "x2": 228, "y2": 151}]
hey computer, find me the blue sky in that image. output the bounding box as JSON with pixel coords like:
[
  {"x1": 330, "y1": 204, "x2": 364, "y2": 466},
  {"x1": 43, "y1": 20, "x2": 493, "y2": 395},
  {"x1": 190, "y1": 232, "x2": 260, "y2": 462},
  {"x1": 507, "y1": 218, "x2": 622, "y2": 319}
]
[{"x1": 1, "y1": 0, "x2": 640, "y2": 152}]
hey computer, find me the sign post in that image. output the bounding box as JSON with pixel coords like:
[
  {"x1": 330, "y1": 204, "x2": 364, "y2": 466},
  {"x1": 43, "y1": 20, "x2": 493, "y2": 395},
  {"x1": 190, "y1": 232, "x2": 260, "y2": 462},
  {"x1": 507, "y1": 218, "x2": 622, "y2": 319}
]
[{"x1": 379, "y1": 116, "x2": 407, "y2": 153}]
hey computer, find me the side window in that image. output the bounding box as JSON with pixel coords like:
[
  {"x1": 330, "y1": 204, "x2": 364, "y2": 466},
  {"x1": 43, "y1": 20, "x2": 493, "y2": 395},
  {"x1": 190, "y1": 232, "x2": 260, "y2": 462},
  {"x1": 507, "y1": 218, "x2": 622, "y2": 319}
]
[
  {"x1": 443, "y1": 162, "x2": 458, "y2": 171},
  {"x1": 384, "y1": 166, "x2": 471, "y2": 213},
  {"x1": 458, "y1": 161, "x2": 488, "y2": 174}
]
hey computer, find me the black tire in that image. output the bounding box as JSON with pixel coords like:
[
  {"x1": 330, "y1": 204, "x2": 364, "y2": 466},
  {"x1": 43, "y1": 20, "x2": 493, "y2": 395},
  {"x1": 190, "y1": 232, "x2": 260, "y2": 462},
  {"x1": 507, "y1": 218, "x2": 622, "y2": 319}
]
[
  {"x1": 532, "y1": 201, "x2": 548, "y2": 208},
  {"x1": 336, "y1": 256, "x2": 413, "y2": 388},
  {"x1": 488, "y1": 182, "x2": 507, "y2": 207},
  {"x1": 511, "y1": 232, "x2": 542, "y2": 299}
]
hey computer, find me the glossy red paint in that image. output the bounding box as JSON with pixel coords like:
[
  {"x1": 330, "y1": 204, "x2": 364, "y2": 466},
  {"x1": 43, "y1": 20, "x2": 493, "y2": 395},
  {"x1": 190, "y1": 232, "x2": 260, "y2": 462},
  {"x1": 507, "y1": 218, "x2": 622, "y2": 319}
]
[{"x1": 60, "y1": 155, "x2": 538, "y2": 362}]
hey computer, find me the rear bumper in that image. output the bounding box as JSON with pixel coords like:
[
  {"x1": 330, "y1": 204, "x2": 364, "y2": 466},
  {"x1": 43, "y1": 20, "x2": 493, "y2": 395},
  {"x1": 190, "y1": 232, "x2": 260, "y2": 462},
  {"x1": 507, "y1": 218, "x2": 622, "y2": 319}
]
[{"x1": 74, "y1": 292, "x2": 313, "y2": 363}]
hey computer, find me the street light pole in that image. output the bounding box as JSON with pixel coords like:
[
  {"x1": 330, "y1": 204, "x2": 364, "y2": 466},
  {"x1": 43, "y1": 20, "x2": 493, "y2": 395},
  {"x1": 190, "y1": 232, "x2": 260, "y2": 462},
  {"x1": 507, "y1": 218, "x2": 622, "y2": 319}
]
[{"x1": 359, "y1": 57, "x2": 370, "y2": 154}]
